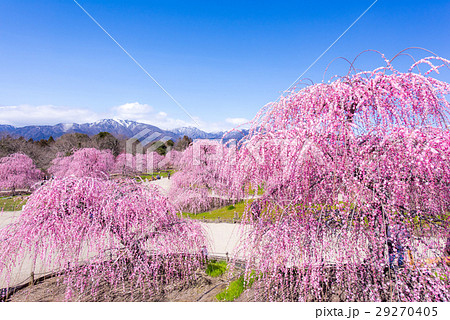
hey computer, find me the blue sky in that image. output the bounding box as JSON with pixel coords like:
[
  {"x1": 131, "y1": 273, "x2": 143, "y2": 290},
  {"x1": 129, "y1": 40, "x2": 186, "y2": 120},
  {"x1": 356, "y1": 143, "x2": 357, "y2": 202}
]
[{"x1": 0, "y1": 0, "x2": 449, "y2": 131}]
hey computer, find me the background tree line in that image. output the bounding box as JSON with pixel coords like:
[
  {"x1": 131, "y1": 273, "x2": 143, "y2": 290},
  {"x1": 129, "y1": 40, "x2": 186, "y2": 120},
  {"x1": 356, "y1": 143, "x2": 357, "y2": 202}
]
[{"x1": 0, "y1": 132, "x2": 193, "y2": 170}]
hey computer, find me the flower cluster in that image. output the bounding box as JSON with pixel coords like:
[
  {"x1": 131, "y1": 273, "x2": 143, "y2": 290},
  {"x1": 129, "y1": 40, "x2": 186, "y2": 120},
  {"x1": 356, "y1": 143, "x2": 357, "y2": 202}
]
[
  {"x1": 0, "y1": 177, "x2": 206, "y2": 301},
  {"x1": 49, "y1": 148, "x2": 115, "y2": 179},
  {"x1": 0, "y1": 153, "x2": 42, "y2": 191}
]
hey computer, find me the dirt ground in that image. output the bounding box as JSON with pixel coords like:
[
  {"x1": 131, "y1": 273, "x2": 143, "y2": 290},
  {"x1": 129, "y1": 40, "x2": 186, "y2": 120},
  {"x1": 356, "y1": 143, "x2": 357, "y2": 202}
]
[{"x1": 7, "y1": 268, "x2": 237, "y2": 302}]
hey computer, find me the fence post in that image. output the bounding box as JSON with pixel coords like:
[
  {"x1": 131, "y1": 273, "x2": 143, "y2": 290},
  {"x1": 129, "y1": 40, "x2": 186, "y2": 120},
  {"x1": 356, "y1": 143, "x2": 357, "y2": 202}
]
[
  {"x1": 226, "y1": 252, "x2": 229, "y2": 263},
  {"x1": 30, "y1": 272, "x2": 35, "y2": 286}
]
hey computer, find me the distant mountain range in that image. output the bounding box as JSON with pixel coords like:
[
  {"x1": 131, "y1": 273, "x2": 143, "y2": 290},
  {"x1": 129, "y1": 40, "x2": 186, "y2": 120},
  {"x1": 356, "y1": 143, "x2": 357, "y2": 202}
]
[{"x1": 0, "y1": 119, "x2": 249, "y2": 142}]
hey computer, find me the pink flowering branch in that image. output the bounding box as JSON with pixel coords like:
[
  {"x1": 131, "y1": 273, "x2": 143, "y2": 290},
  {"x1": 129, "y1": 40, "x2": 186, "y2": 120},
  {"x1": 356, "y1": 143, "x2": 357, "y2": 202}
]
[
  {"x1": 0, "y1": 177, "x2": 206, "y2": 301},
  {"x1": 0, "y1": 153, "x2": 42, "y2": 192},
  {"x1": 49, "y1": 148, "x2": 115, "y2": 179}
]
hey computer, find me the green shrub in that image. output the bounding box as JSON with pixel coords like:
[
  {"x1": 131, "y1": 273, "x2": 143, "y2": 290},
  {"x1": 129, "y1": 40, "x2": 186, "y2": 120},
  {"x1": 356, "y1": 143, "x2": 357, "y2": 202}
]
[{"x1": 205, "y1": 260, "x2": 227, "y2": 277}]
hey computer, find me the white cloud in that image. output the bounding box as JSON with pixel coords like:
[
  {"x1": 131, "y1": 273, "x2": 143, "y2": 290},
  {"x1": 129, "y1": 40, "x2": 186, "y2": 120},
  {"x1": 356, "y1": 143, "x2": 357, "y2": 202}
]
[
  {"x1": 0, "y1": 104, "x2": 99, "y2": 126},
  {"x1": 226, "y1": 117, "x2": 250, "y2": 126},
  {"x1": 112, "y1": 102, "x2": 153, "y2": 120},
  {"x1": 0, "y1": 102, "x2": 251, "y2": 133},
  {"x1": 111, "y1": 103, "x2": 251, "y2": 131},
  {"x1": 111, "y1": 102, "x2": 195, "y2": 129}
]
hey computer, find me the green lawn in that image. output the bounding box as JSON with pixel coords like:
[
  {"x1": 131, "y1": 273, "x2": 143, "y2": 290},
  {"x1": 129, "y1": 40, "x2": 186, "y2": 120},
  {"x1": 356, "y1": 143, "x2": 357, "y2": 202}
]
[
  {"x1": 205, "y1": 260, "x2": 228, "y2": 277},
  {"x1": 0, "y1": 196, "x2": 28, "y2": 211},
  {"x1": 216, "y1": 271, "x2": 257, "y2": 301},
  {"x1": 183, "y1": 200, "x2": 254, "y2": 220},
  {"x1": 245, "y1": 185, "x2": 265, "y2": 196},
  {"x1": 138, "y1": 169, "x2": 175, "y2": 180}
]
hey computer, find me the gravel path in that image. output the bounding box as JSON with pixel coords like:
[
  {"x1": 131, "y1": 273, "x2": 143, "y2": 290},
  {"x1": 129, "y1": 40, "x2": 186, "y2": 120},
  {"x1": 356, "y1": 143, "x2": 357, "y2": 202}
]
[
  {"x1": 0, "y1": 211, "x2": 21, "y2": 229},
  {"x1": 145, "y1": 177, "x2": 171, "y2": 195}
]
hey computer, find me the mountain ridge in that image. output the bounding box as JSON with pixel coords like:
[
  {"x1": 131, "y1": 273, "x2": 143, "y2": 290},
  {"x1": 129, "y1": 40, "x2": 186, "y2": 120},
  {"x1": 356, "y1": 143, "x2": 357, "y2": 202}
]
[{"x1": 0, "y1": 119, "x2": 248, "y2": 141}]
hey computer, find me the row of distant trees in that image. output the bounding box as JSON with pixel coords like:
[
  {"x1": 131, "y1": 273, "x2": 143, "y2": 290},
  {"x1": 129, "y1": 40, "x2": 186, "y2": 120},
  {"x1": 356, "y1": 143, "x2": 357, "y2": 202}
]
[
  {"x1": 0, "y1": 132, "x2": 193, "y2": 170},
  {"x1": 0, "y1": 132, "x2": 193, "y2": 191}
]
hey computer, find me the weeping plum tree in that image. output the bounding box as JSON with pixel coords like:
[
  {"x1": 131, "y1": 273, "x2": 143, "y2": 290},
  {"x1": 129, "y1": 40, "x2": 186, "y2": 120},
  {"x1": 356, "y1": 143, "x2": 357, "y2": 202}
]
[
  {"x1": 223, "y1": 53, "x2": 450, "y2": 301},
  {"x1": 0, "y1": 176, "x2": 206, "y2": 301},
  {"x1": 113, "y1": 152, "x2": 167, "y2": 177},
  {"x1": 168, "y1": 140, "x2": 237, "y2": 213},
  {"x1": 0, "y1": 153, "x2": 42, "y2": 192},
  {"x1": 164, "y1": 149, "x2": 183, "y2": 169},
  {"x1": 49, "y1": 148, "x2": 115, "y2": 179},
  {"x1": 146, "y1": 151, "x2": 165, "y2": 172},
  {"x1": 112, "y1": 153, "x2": 138, "y2": 176}
]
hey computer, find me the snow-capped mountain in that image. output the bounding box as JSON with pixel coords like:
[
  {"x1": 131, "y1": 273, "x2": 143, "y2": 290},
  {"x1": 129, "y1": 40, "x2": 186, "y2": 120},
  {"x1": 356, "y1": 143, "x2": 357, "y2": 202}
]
[
  {"x1": 172, "y1": 127, "x2": 249, "y2": 140},
  {"x1": 171, "y1": 127, "x2": 219, "y2": 139},
  {"x1": 0, "y1": 119, "x2": 249, "y2": 141}
]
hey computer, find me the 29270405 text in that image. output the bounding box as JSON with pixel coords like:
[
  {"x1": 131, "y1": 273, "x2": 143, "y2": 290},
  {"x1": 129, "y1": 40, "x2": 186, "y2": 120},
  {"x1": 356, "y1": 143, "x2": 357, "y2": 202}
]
[{"x1": 315, "y1": 306, "x2": 438, "y2": 318}]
